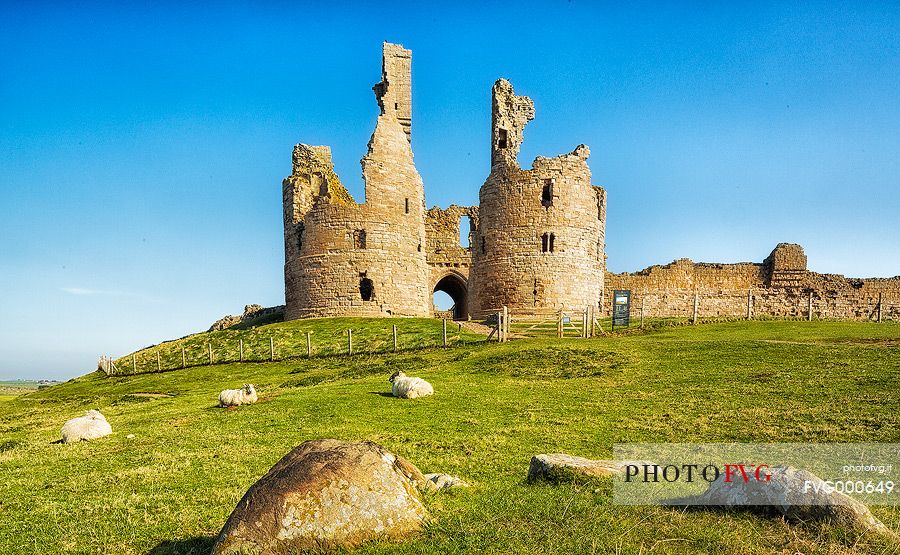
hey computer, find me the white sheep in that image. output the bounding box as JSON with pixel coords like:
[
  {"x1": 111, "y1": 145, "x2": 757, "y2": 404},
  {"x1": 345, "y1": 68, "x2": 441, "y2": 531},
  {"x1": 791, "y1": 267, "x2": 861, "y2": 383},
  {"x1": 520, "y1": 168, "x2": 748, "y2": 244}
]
[
  {"x1": 219, "y1": 384, "x2": 258, "y2": 407},
  {"x1": 389, "y1": 371, "x2": 434, "y2": 399},
  {"x1": 60, "y1": 409, "x2": 112, "y2": 443}
]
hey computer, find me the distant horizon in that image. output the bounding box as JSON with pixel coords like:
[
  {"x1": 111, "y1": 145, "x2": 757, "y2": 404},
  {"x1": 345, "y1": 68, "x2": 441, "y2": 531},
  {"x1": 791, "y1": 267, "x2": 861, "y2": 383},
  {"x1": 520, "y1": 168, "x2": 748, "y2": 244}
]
[{"x1": 2, "y1": 2, "x2": 897, "y2": 381}]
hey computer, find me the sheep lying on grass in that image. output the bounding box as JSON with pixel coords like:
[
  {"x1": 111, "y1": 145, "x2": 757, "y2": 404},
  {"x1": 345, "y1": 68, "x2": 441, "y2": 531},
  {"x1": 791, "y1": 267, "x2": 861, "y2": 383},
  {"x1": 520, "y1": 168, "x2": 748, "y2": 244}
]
[
  {"x1": 389, "y1": 371, "x2": 434, "y2": 399},
  {"x1": 61, "y1": 410, "x2": 112, "y2": 443},
  {"x1": 219, "y1": 384, "x2": 258, "y2": 407}
]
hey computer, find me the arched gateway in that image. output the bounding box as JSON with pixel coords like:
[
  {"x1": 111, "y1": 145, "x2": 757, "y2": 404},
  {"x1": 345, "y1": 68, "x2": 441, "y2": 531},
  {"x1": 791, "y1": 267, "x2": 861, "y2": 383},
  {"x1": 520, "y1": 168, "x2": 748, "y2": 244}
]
[{"x1": 433, "y1": 272, "x2": 468, "y2": 320}]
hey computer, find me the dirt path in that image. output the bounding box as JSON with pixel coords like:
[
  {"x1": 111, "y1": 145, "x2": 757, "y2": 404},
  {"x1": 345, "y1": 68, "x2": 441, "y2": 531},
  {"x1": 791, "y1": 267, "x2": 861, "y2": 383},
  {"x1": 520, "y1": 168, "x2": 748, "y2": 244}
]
[{"x1": 460, "y1": 320, "x2": 494, "y2": 336}]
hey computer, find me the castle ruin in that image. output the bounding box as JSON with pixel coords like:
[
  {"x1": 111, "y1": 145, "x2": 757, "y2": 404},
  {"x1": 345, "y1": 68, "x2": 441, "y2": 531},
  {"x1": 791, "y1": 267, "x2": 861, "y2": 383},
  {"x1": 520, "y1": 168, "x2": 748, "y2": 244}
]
[
  {"x1": 283, "y1": 43, "x2": 606, "y2": 320},
  {"x1": 283, "y1": 43, "x2": 897, "y2": 323}
]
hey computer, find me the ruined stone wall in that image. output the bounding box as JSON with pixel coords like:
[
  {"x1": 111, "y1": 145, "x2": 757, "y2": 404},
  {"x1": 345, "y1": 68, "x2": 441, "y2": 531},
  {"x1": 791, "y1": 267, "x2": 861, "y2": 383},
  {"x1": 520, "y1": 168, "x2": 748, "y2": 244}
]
[
  {"x1": 603, "y1": 244, "x2": 900, "y2": 321},
  {"x1": 283, "y1": 43, "x2": 430, "y2": 319},
  {"x1": 468, "y1": 80, "x2": 606, "y2": 317},
  {"x1": 425, "y1": 204, "x2": 477, "y2": 281}
]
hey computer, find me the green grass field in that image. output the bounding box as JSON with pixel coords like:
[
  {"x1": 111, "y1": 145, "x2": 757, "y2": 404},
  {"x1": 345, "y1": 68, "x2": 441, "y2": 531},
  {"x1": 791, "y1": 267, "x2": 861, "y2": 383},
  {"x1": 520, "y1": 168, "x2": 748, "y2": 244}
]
[
  {"x1": 0, "y1": 381, "x2": 40, "y2": 404},
  {"x1": 1, "y1": 320, "x2": 898, "y2": 554}
]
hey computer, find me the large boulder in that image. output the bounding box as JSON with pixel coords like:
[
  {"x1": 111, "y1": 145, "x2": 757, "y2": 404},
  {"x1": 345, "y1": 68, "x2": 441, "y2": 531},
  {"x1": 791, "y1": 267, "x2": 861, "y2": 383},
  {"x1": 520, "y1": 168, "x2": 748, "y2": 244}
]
[
  {"x1": 528, "y1": 453, "x2": 642, "y2": 482},
  {"x1": 682, "y1": 465, "x2": 896, "y2": 539},
  {"x1": 213, "y1": 439, "x2": 428, "y2": 554}
]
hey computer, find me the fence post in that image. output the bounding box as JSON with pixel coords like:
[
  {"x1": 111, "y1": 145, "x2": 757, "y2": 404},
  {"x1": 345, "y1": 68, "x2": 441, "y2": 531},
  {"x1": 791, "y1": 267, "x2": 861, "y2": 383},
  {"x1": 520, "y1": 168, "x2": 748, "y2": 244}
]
[
  {"x1": 208, "y1": 343, "x2": 213, "y2": 365},
  {"x1": 239, "y1": 339, "x2": 244, "y2": 362},
  {"x1": 503, "y1": 306, "x2": 509, "y2": 342},
  {"x1": 181, "y1": 346, "x2": 186, "y2": 368},
  {"x1": 306, "y1": 332, "x2": 312, "y2": 358},
  {"x1": 557, "y1": 309, "x2": 563, "y2": 338},
  {"x1": 156, "y1": 351, "x2": 161, "y2": 372},
  {"x1": 692, "y1": 293, "x2": 699, "y2": 325},
  {"x1": 392, "y1": 325, "x2": 398, "y2": 352},
  {"x1": 132, "y1": 353, "x2": 137, "y2": 373},
  {"x1": 808, "y1": 291, "x2": 813, "y2": 321},
  {"x1": 747, "y1": 289, "x2": 753, "y2": 320},
  {"x1": 496, "y1": 311, "x2": 503, "y2": 342},
  {"x1": 270, "y1": 337, "x2": 275, "y2": 361},
  {"x1": 348, "y1": 329, "x2": 353, "y2": 355},
  {"x1": 878, "y1": 293, "x2": 883, "y2": 323},
  {"x1": 442, "y1": 319, "x2": 448, "y2": 347}
]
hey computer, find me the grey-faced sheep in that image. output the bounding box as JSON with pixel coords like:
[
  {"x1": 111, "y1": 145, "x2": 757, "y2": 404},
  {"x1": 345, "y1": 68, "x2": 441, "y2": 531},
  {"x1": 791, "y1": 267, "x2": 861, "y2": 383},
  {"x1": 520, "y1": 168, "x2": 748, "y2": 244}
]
[
  {"x1": 219, "y1": 384, "x2": 258, "y2": 407},
  {"x1": 389, "y1": 371, "x2": 434, "y2": 399},
  {"x1": 60, "y1": 409, "x2": 112, "y2": 443}
]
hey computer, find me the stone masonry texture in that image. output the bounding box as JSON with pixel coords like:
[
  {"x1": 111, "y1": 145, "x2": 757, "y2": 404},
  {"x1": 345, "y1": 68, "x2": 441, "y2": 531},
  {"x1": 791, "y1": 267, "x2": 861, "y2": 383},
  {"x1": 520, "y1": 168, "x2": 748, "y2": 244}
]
[
  {"x1": 604, "y1": 244, "x2": 900, "y2": 321},
  {"x1": 283, "y1": 43, "x2": 897, "y2": 322}
]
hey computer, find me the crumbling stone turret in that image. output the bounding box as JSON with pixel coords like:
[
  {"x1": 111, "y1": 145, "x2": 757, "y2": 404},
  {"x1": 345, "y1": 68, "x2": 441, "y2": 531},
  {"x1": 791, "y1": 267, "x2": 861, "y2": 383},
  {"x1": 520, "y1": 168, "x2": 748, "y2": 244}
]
[
  {"x1": 491, "y1": 79, "x2": 535, "y2": 169},
  {"x1": 282, "y1": 42, "x2": 429, "y2": 319},
  {"x1": 469, "y1": 79, "x2": 607, "y2": 317}
]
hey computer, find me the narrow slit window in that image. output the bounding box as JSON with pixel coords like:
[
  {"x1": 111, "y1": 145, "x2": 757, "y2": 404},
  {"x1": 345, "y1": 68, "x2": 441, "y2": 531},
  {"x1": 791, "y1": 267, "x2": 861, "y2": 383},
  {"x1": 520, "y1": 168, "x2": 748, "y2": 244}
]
[
  {"x1": 395, "y1": 102, "x2": 399, "y2": 110},
  {"x1": 297, "y1": 222, "x2": 305, "y2": 251},
  {"x1": 541, "y1": 232, "x2": 555, "y2": 253},
  {"x1": 405, "y1": 198, "x2": 409, "y2": 214},
  {"x1": 481, "y1": 236, "x2": 486, "y2": 255},
  {"x1": 353, "y1": 229, "x2": 367, "y2": 249},
  {"x1": 497, "y1": 128, "x2": 508, "y2": 149}
]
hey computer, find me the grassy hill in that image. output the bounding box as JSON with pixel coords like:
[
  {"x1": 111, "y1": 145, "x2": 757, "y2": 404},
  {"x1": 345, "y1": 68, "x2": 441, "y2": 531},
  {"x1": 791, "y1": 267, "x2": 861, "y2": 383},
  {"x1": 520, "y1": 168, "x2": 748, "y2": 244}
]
[
  {"x1": 1, "y1": 320, "x2": 898, "y2": 554},
  {"x1": 112, "y1": 317, "x2": 486, "y2": 375}
]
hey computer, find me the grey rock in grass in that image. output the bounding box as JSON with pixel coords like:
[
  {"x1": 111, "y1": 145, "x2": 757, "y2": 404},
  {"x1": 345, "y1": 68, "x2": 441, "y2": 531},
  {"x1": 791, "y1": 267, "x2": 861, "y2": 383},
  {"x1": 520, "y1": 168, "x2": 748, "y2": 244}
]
[
  {"x1": 213, "y1": 439, "x2": 427, "y2": 555},
  {"x1": 680, "y1": 465, "x2": 896, "y2": 540},
  {"x1": 423, "y1": 473, "x2": 469, "y2": 491},
  {"x1": 528, "y1": 453, "x2": 640, "y2": 482}
]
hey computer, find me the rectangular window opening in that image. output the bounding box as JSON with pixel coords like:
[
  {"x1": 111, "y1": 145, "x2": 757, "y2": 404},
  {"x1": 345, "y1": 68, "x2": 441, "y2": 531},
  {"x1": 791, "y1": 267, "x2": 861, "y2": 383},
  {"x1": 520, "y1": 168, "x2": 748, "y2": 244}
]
[
  {"x1": 497, "y1": 128, "x2": 508, "y2": 149},
  {"x1": 353, "y1": 229, "x2": 367, "y2": 249},
  {"x1": 459, "y1": 216, "x2": 471, "y2": 248},
  {"x1": 541, "y1": 179, "x2": 554, "y2": 207}
]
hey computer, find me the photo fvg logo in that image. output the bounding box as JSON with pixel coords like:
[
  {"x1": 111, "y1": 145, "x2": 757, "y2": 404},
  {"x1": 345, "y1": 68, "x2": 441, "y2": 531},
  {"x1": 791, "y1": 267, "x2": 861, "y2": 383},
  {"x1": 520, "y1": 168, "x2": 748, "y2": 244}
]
[
  {"x1": 614, "y1": 444, "x2": 900, "y2": 506},
  {"x1": 624, "y1": 463, "x2": 772, "y2": 484}
]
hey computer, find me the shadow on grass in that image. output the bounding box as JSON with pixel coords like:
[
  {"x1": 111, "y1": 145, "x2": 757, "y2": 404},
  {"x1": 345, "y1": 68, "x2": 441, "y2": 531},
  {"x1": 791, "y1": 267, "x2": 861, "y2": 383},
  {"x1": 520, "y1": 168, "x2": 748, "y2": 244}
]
[
  {"x1": 148, "y1": 536, "x2": 215, "y2": 555},
  {"x1": 368, "y1": 391, "x2": 395, "y2": 397}
]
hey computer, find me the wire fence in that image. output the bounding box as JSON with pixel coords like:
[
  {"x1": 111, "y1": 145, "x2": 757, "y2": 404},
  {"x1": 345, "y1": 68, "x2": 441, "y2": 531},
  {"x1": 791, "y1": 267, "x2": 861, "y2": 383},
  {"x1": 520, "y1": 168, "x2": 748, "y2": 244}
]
[{"x1": 102, "y1": 319, "x2": 486, "y2": 377}]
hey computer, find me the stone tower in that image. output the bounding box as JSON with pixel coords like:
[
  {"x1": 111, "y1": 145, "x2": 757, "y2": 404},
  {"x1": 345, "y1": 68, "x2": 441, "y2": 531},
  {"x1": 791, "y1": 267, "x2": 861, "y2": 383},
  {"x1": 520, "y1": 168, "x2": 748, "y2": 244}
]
[
  {"x1": 282, "y1": 42, "x2": 430, "y2": 319},
  {"x1": 467, "y1": 79, "x2": 606, "y2": 317}
]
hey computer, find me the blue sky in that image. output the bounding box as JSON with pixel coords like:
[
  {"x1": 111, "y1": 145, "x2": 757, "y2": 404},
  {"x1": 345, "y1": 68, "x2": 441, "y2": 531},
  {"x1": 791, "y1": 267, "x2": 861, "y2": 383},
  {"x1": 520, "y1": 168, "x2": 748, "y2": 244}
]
[{"x1": 1, "y1": 1, "x2": 897, "y2": 380}]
